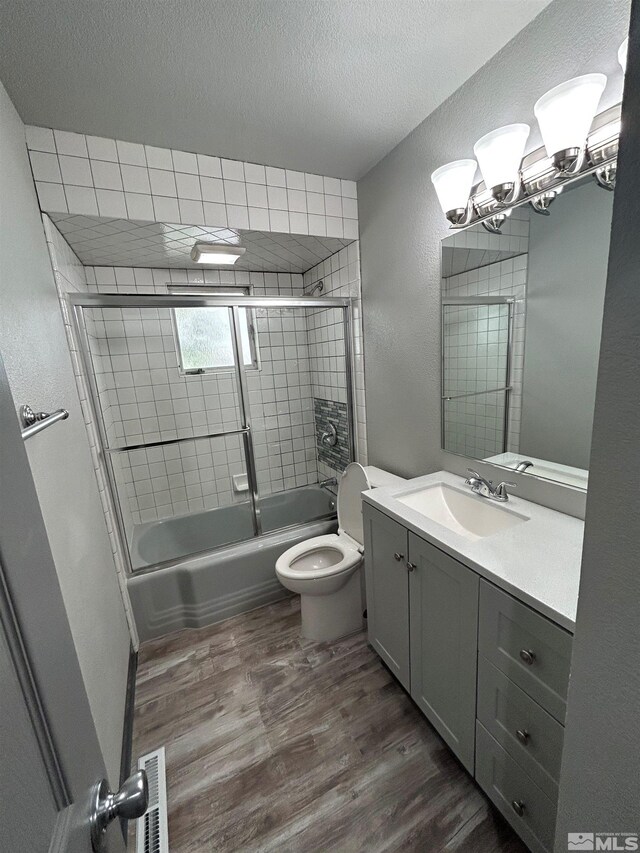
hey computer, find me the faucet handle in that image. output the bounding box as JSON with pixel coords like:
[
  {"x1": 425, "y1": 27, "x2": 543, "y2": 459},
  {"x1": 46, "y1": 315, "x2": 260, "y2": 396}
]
[{"x1": 494, "y1": 481, "x2": 517, "y2": 500}]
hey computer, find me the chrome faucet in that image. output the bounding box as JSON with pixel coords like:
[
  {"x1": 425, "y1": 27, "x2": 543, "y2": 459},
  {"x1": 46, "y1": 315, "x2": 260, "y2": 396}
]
[
  {"x1": 319, "y1": 477, "x2": 338, "y2": 489},
  {"x1": 465, "y1": 469, "x2": 516, "y2": 503},
  {"x1": 515, "y1": 460, "x2": 534, "y2": 473}
]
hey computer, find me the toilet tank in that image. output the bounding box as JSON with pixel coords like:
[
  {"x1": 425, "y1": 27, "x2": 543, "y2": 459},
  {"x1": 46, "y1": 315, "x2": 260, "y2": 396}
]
[{"x1": 364, "y1": 466, "x2": 407, "y2": 489}]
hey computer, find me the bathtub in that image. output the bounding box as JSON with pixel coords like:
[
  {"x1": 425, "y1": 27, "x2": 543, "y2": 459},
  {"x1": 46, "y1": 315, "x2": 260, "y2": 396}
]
[{"x1": 127, "y1": 485, "x2": 337, "y2": 641}]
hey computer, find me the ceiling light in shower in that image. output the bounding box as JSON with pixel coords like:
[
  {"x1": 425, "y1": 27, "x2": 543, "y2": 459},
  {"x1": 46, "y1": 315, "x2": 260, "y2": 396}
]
[
  {"x1": 534, "y1": 74, "x2": 607, "y2": 175},
  {"x1": 473, "y1": 123, "x2": 530, "y2": 205},
  {"x1": 430, "y1": 159, "x2": 477, "y2": 225},
  {"x1": 190, "y1": 242, "x2": 246, "y2": 265},
  {"x1": 618, "y1": 37, "x2": 628, "y2": 73}
]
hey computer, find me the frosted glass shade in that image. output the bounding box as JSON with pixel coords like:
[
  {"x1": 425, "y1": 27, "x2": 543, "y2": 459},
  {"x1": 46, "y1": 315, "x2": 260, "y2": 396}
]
[
  {"x1": 473, "y1": 124, "x2": 530, "y2": 191},
  {"x1": 431, "y1": 159, "x2": 477, "y2": 215},
  {"x1": 619, "y1": 37, "x2": 628, "y2": 72},
  {"x1": 534, "y1": 74, "x2": 607, "y2": 157}
]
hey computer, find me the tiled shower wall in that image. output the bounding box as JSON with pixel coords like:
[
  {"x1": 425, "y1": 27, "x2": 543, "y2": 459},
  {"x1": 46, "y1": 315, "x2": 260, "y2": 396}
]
[
  {"x1": 26, "y1": 126, "x2": 358, "y2": 240},
  {"x1": 442, "y1": 209, "x2": 529, "y2": 459}
]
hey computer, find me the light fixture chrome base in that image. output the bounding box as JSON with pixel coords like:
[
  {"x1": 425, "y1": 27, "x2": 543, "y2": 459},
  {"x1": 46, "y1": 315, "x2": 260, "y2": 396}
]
[
  {"x1": 529, "y1": 189, "x2": 562, "y2": 216},
  {"x1": 481, "y1": 214, "x2": 507, "y2": 235},
  {"x1": 594, "y1": 162, "x2": 617, "y2": 191},
  {"x1": 552, "y1": 147, "x2": 585, "y2": 176},
  {"x1": 445, "y1": 207, "x2": 469, "y2": 226},
  {"x1": 490, "y1": 181, "x2": 520, "y2": 206}
]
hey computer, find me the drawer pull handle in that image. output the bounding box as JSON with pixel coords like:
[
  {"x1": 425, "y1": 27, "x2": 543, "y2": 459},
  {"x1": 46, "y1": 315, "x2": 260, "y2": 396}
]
[
  {"x1": 393, "y1": 552, "x2": 404, "y2": 561},
  {"x1": 406, "y1": 562, "x2": 416, "y2": 572},
  {"x1": 511, "y1": 800, "x2": 526, "y2": 818},
  {"x1": 516, "y1": 728, "x2": 530, "y2": 745},
  {"x1": 519, "y1": 648, "x2": 536, "y2": 665}
]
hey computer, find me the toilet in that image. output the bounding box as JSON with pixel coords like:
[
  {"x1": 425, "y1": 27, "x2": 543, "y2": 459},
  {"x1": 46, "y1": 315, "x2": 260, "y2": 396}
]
[{"x1": 275, "y1": 463, "x2": 406, "y2": 642}]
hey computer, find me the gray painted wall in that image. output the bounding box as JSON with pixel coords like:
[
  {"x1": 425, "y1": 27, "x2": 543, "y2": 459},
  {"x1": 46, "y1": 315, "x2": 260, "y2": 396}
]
[
  {"x1": 0, "y1": 80, "x2": 130, "y2": 785},
  {"x1": 358, "y1": 0, "x2": 630, "y2": 518},
  {"x1": 556, "y1": 0, "x2": 640, "y2": 838},
  {"x1": 520, "y1": 181, "x2": 612, "y2": 470}
]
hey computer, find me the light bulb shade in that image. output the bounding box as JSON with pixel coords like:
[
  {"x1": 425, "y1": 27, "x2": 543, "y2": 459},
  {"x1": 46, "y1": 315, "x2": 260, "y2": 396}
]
[
  {"x1": 430, "y1": 159, "x2": 477, "y2": 216},
  {"x1": 473, "y1": 124, "x2": 530, "y2": 191},
  {"x1": 618, "y1": 37, "x2": 628, "y2": 72},
  {"x1": 534, "y1": 74, "x2": 607, "y2": 158}
]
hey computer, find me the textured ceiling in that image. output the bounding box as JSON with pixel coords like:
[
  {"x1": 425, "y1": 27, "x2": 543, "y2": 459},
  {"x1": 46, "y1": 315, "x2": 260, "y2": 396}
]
[
  {"x1": 50, "y1": 214, "x2": 350, "y2": 273},
  {"x1": 0, "y1": 0, "x2": 550, "y2": 179}
]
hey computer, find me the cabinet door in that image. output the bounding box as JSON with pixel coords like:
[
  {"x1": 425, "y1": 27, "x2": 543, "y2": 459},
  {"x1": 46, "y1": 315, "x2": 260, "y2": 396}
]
[
  {"x1": 363, "y1": 504, "x2": 410, "y2": 690},
  {"x1": 408, "y1": 532, "x2": 479, "y2": 772}
]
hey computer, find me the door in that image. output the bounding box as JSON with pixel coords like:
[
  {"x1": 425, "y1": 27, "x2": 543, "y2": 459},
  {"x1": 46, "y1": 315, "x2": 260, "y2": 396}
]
[
  {"x1": 408, "y1": 532, "x2": 479, "y2": 772},
  {"x1": 0, "y1": 354, "x2": 131, "y2": 853},
  {"x1": 363, "y1": 504, "x2": 411, "y2": 690}
]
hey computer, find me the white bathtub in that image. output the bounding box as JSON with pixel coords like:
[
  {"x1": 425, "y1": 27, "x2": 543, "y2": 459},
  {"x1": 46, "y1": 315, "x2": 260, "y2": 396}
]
[{"x1": 127, "y1": 485, "x2": 337, "y2": 641}]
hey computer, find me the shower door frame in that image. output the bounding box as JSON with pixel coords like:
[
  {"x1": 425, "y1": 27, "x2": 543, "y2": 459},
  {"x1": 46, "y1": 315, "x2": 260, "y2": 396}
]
[
  {"x1": 441, "y1": 295, "x2": 515, "y2": 457},
  {"x1": 69, "y1": 292, "x2": 355, "y2": 576}
]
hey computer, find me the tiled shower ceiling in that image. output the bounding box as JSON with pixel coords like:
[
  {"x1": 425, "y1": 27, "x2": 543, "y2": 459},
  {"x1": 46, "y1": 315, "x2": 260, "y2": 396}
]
[{"x1": 50, "y1": 214, "x2": 351, "y2": 273}]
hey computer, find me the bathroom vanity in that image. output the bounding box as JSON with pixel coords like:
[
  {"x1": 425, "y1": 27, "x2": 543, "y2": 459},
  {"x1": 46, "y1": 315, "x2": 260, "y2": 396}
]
[{"x1": 362, "y1": 472, "x2": 583, "y2": 853}]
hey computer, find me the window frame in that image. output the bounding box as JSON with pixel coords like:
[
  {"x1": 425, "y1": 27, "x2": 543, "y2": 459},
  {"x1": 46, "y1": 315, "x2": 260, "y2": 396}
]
[{"x1": 168, "y1": 285, "x2": 260, "y2": 376}]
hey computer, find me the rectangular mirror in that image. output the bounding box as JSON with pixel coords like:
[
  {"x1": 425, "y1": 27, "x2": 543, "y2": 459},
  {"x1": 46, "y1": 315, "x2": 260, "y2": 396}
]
[{"x1": 440, "y1": 176, "x2": 614, "y2": 490}]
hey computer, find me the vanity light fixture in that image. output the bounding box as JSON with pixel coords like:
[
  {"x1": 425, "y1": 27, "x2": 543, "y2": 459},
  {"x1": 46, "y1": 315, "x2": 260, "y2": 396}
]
[
  {"x1": 534, "y1": 74, "x2": 607, "y2": 176},
  {"x1": 530, "y1": 187, "x2": 563, "y2": 216},
  {"x1": 481, "y1": 213, "x2": 508, "y2": 235},
  {"x1": 431, "y1": 159, "x2": 477, "y2": 225},
  {"x1": 190, "y1": 242, "x2": 246, "y2": 265},
  {"x1": 618, "y1": 37, "x2": 628, "y2": 72},
  {"x1": 473, "y1": 124, "x2": 530, "y2": 205}
]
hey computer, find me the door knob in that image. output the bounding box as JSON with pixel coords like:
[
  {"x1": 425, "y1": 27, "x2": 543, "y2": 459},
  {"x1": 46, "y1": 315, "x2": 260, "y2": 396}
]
[
  {"x1": 516, "y1": 728, "x2": 530, "y2": 745},
  {"x1": 511, "y1": 799, "x2": 526, "y2": 817},
  {"x1": 393, "y1": 552, "x2": 404, "y2": 561},
  {"x1": 406, "y1": 562, "x2": 416, "y2": 572},
  {"x1": 90, "y1": 770, "x2": 149, "y2": 851},
  {"x1": 519, "y1": 648, "x2": 536, "y2": 665}
]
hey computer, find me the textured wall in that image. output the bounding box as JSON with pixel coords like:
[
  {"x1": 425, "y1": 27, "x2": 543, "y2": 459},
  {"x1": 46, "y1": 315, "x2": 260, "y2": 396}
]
[
  {"x1": 358, "y1": 0, "x2": 629, "y2": 517},
  {"x1": 0, "y1": 81, "x2": 130, "y2": 785},
  {"x1": 555, "y1": 0, "x2": 640, "y2": 838}
]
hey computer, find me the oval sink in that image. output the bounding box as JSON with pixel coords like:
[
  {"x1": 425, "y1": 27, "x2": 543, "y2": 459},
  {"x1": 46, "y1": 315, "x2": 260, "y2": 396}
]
[{"x1": 395, "y1": 483, "x2": 528, "y2": 540}]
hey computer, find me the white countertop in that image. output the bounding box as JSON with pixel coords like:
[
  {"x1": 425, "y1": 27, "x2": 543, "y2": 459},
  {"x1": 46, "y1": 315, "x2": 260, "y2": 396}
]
[{"x1": 362, "y1": 471, "x2": 584, "y2": 632}]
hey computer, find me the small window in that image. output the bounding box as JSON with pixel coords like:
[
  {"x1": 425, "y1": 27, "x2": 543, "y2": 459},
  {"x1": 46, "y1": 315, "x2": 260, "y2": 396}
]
[{"x1": 169, "y1": 287, "x2": 259, "y2": 374}]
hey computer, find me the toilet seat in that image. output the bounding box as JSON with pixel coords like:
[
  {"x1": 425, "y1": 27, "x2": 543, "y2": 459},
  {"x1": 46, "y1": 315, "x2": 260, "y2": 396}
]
[{"x1": 275, "y1": 532, "x2": 361, "y2": 581}]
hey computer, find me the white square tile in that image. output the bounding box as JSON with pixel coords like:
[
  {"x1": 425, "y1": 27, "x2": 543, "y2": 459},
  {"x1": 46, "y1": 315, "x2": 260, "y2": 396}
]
[
  {"x1": 30, "y1": 151, "x2": 62, "y2": 183},
  {"x1": 223, "y1": 180, "x2": 247, "y2": 206},
  {"x1": 342, "y1": 196, "x2": 358, "y2": 219},
  {"x1": 324, "y1": 193, "x2": 342, "y2": 217},
  {"x1": 307, "y1": 213, "x2": 326, "y2": 236},
  {"x1": 306, "y1": 191, "x2": 325, "y2": 215},
  {"x1": 197, "y1": 154, "x2": 222, "y2": 178},
  {"x1": 289, "y1": 212, "x2": 308, "y2": 234},
  {"x1": 305, "y1": 173, "x2": 324, "y2": 193},
  {"x1": 178, "y1": 198, "x2": 205, "y2": 224},
  {"x1": 116, "y1": 140, "x2": 146, "y2": 166},
  {"x1": 269, "y1": 209, "x2": 289, "y2": 232},
  {"x1": 227, "y1": 205, "x2": 249, "y2": 229},
  {"x1": 54, "y1": 129, "x2": 87, "y2": 157},
  {"x1": 267, "y1": 185, "x2": 287, "y2": 210},
  {"x1": 175, "y1": 172, "x2": 201, "y2": 200},
  {"x1": 86, "y1": 135, "x2": 118, "y2": 162},
  {"x1": 96, "y1": 188, "x2": 128, "y2": 218},
  {"x1": 152, "y1": 195, "x2": 180, "y2": 221},
  {"x1": 149, "y1": 168, "x2": 177, "y2": 196},
  {"x1": 172, "y1": 150, "x2": 198, "y2": 174},
  {"x1": 266, "y1": 166, "x2": 286, "y2": 187},
  {"x1": 91, "y1": 159, "x2": 123, "y2": 190},
  {"x1": 246, "y1": 183, "x2": 268, "y2": 208},
  {"x1": 200, "y1": 176, "x2": 225, "y2": 203},
  {"x1": 285, "y1": 170, "x2": 305, "y2": 190},
  {"x1": 323, "y1": 176, "x2": 342, "y2": 196},
  {"x1": 287, "y1": 188, "x2": 307, "y2": 213},
  {"x1": 121, "y1": 164, "x2": 151, "y2": 194},
  {"x1": 125, "y1": 192, "x2": 154, "y2": 220},
  {"x1": 221, "y1": 159, "x2": 244, "y2": 181},
  {"x1": 65, "y1": 185, "x2": 98, "y2": 215},
  {"x1": 203, "y1": 201, "x2": 227, "y2": 226},
  {"x1": 248, "y1": 207, "x2": 270, "y2": 230},
  {"x1": 343, "y1": 218, "x2": 359, "y2": 240},
  {"x1": 145, "y1": 145, "x2": 173, "y2": 170},
  {"x1": 326, "y1": 216, "x2": 343, "y2": 238},
  {"x1": 59, "y1": 155, "x2": 93, "y2": 187},
  {"x1": 341, "y1": 179, "x2": 357, "y2": 199},
  {"x1": 35, "y1": 181, "x2": 68, "y2": 212},
  {"x1": 244, "y1": 162, "x2": 266, "y2": 184},
  {"x1": 26, "y1": 126, "x2": 56, "y2": 153}
]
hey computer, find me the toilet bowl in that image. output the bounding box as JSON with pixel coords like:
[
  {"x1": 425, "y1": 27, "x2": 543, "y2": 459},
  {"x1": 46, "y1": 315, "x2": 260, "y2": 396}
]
[{"x1": 275, "y1": 462, "x2": 405, "y2": 642}]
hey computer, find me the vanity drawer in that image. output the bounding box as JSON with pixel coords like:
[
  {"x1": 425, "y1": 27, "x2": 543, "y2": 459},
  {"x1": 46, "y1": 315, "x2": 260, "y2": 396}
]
[
  {"x1": 477, "y1": 656, "x2": 564, "y2": 801},
  {"x1": 478, "y1": 581, "x2": 572, "y2": 723},
  {"x1": 476, "y1": 721, "x2": 557, "y2": 853}
]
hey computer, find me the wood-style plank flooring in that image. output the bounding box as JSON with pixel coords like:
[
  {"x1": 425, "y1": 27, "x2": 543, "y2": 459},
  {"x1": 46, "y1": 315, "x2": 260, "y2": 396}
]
[{"x1": 131, "y1": 597, "x2": 527, "y2": 852}]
